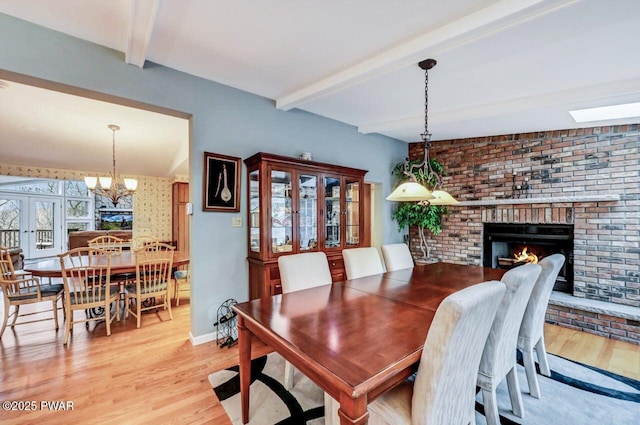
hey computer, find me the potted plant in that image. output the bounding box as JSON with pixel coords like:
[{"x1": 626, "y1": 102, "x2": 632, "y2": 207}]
[{"x1": 390, "y1": 159, "x2": 450, "y2": 263}]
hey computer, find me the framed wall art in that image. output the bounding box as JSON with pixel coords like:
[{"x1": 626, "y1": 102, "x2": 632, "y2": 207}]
[{"x1": 203, "y1": 152, "x2": 241, "y2": 212}]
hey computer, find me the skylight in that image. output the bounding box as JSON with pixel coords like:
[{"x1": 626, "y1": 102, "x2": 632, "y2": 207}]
[{"x1": 569, "y1": 102, "x2": 640, "y2": 123}]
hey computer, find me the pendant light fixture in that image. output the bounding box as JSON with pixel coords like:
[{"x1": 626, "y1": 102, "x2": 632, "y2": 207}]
[
  {"x1": 386, "y1": 59, "x2": 458, "y2": 205},
  {"x1": 84, "y1": 124, "x2": 138, "y2": 207}
]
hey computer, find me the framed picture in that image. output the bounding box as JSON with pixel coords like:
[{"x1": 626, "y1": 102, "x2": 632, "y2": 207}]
[{"x1": 203, "y1": 152, "x2": 241, "y2": 212}]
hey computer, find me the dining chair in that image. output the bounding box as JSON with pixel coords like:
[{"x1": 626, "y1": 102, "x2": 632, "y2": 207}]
[
  {"x1": 0, "y1": 251, "x2": 63, "y2": 338},
  {"x1": 173, "y1": 268, "x2": 190, "y2": 306},
  {"x1": 381, "y1": 243, "x2": 414, "y2": 272},
  {"x1": 0, "y1": 245, "x2": 32, "y2": 279},
  {"x1": 342, "y1": 247, "x2": 385, "y2": 279},
  {"x1": 326, "y1": 280, "x2": 507, "y2": 425},
  {"x1": 278, "y1": 251, "x2": 332, "y2": 390},
  {"x1": 124, "y1": 242, "x2": 175, "y2": 328},
  {"x1": 88, "y1": 235, "x2": 132, "y2": 284},
  {"x1": 518, "y1": 254, "x2": 565, "y2": 399},
  {"x1": 87, "y1": 235, "x2": 124, "y2": 252},
  {"x1": 58, "y1": 247, "x2": 120, "y2": 345},
  {"x1": 477, "y1": 263, "x2": 541, "y2": 425},
  {"x1": 131, "y1": 235, "x2": 159, "y2": 252}
]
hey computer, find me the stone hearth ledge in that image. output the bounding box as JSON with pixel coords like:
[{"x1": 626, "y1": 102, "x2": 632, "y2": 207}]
[
  {"x1": 549, "y1": 292, "x2": 640, "y2": 321},
  {"x1": 456, "y1": 194, "x2": 620, "y2": 206}
]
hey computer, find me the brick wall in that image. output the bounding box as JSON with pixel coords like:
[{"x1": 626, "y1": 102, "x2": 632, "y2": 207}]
[
  {"x1": 406, "y1": 125, "x2": 640, "y2": 308},
  {"x1": 546, "y1": 305, "x2": 640, "y2": 343}
]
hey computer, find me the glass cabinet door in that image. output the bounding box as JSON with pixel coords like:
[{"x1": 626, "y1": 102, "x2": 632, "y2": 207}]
[
  {"x1": 249, "y1": 169, "x2": 260, "y2": 253},
  {"x1": 324, "y1": 176, "x2": 341, "y2": 249},
  {"x1": 271, "y1": 169, "x2": 293, "y2": 255},
  {"x1": 298, "y1": 174, "x2": 318, "y2": 251},
  {"x1": 345, "y1": 179, "x2": 360, "y2": 247}
]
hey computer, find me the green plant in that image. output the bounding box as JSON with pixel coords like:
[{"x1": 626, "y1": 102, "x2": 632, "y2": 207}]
[{"x1": 390, "y1": 158, "x2": 450, "y2": 260}]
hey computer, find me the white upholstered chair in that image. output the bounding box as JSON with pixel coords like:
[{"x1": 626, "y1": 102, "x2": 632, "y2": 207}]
[
  {"x1": 517, "y1": 254, "x2": 565, "y2": 399},
  {"x1": 381, "y1": 243, "x2": 414, "y2": 272},
  {"x1": 477, "y1": 263, "x2": 541, "y2": 425},
  {"x1": 342, "y1": 247, "x2": 385, "y2": 279},
  {"x1": 326, "y1": 280, "x2": 507, "y2": 425},
  {"x1": 278, "y1": 252, "x2": 332, "y2": 390}
]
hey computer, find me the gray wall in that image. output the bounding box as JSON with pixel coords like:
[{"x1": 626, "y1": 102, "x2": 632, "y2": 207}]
[{"x1": 0, "y1": 14, "x2": 407, "y2": 337}]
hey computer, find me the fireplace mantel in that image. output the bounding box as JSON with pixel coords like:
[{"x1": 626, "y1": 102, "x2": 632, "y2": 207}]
[{"x1": 456, "y1": 194, "x2": 620, "y2": 207}]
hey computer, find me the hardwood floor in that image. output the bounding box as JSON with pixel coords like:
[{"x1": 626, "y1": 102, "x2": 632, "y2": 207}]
[{"x1": 1, "y1": 299, "x2": 637, "y2": 424}]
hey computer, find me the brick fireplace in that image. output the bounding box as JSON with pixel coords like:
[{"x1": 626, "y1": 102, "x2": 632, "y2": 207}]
[{"x1": 406, "y1": 124, "x2": 640, "y2": 344}]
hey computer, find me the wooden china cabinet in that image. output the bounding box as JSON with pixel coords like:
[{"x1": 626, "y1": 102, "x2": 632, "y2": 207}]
[{"x1": 244, "y1": 152, "x2": 367, "y2": 299}]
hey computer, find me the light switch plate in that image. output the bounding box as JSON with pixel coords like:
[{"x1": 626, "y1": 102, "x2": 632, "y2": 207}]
[{"x1": 232, "y1": 217, "x2": 242, "y2": 227}]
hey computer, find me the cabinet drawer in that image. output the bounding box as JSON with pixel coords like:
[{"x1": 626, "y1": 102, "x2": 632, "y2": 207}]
[{"x1": 328, "y1": 258, "x2": 344, "y2": 271}]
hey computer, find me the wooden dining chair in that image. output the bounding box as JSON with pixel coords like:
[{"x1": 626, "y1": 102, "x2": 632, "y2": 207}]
[
  {"x1": 278, "y1": 252, "x2": 332, "y2": 390},
  {"x1": 381, "y1": 243, "x2": 414, "y2": 272},
  {"x1": 342, "y1": 247, "x2": 385, "y2": 279},
  {"x1": 58, "y1": 247, "x2": 120, "y2": 345},
  {"x1": 326, "y1": 280, "x2": 507, "y2": 425},
  {"x1": 518, "y1": 254, "x2": 565, "y2": 399},
  {"x1": 477, "y1": 263, "x2": 541, "y2": 425},
  {"x1": 0, "y1": 245, "x2": 32, "y2": 279},
  {"x1": 0, "y1": 250, "x2": 63, "y2": 338},
  {"x1": 87, "y1": 235, "x2": 124, "y2": 252},
  {"x1": 173, "y1": 268, "x2": 190, "y2": 306},
  {"x1": 131, "y1": 235, "x2": 159, "y2": 252},
  {"x1": 88, "y1": 235, "x2": 134, "y2": 284},
  {"x1": 124, "y1": 242, "x2": 175, "y2": 328}
]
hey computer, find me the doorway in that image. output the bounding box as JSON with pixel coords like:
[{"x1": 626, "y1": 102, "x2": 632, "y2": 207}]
[{"x1": 0, "y1": 194, "x2": 63, "y2": 259}]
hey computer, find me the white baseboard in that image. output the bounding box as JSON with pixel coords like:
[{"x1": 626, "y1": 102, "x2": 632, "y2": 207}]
[{"x1": 189, "y1": 330, "x2": 218, "y2": 346}]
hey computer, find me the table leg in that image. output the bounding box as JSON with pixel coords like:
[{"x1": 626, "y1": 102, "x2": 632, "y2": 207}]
[
  {"x1": 238, "y1": 316, "x2": 252, "y2": 424},
  {"x1": 338, "y1": 393, "x2": 369, "y2": 425}
]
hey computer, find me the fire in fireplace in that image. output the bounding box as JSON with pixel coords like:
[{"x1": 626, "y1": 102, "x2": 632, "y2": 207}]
[{"x1": 483, "y1": 223, "x2": 574, "y2": 293}]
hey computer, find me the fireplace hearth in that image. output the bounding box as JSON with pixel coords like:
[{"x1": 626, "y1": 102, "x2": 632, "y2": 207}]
[{"x1": 483, "y1": 223, "x2": 574, "y2": 293}]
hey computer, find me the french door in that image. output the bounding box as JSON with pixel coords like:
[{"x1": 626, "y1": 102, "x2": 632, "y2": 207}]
[{"x1": 0, "y1": 195, "x2": 63, "y2": 259}]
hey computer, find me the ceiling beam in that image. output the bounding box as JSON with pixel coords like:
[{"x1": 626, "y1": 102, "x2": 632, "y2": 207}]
[
  {"x1": 276, "y1": 0, "x2": 580, "y2": 111},
  {"x1": 125, "y1": 0, "x2": 161, "y2": 68},
  {"x1": 357, "y1": 77, "x2": 640, "y2": 136}
]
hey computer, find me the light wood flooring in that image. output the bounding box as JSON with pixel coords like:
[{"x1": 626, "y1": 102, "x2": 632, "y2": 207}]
[{"x1": 0, "y1": 298, "x2": 638, "y2": 424}]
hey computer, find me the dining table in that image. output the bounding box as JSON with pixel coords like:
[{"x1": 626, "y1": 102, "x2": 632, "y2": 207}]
[
  {"x1": 233, "y1": 262, "x2": 506, "y2": 425},
  {"x1": 24, "y1": 250, "x2": 190, "y2": 279}
]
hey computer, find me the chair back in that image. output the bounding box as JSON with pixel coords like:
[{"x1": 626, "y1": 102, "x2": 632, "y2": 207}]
[
  {"x1": 412, "y1": 280, "x2": 506, "y2": 425},
  {"x1": 479, "y1": 263, "x2": 541, "y2": 380},
  {"x1": 278, "y1": 252, "x2": 332, "y2": 293},
  {"x1": 0, "y1": 247, "x2": 19, "y2": 280},
  {"x1": 131, "y1": 235, "x2": 159, "y2": 252},
  {"x1": 135, "y1": 243, "x2": 175, "y2": 295},
  {"x1": 0, "y1": 254, "x2": 24, "y2": 299},
  {"x1": 381, "y1": 243, "x2": 414, "y2": 272},
  {"x1": 58, "y1": 247, "x2": 112, "y2": 306},
  {"x1": 342, "y1": 247, "x2": 385, "y2": 279},
  {"x1": 519, "y1": 254, "x2": 565, "y2": 348},
  {"x1": 137, "y1": 241, "x2": 174, "y2": 253},
  {"x1": 88, "y1": 235, "x2": 124, "y2": 253},
  {"x1": 0, "y1": 250, "x2": 15, "y2": 280}
]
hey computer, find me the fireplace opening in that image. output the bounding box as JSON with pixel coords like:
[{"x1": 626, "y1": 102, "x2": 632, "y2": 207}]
[{"x1": 483, "y1": 223, "x2": 574, "y2": 293}]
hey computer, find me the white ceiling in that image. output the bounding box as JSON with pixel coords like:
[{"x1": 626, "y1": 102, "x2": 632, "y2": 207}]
[{"x1": 1, "y1": 0, "x2": 640, "y2": 177}]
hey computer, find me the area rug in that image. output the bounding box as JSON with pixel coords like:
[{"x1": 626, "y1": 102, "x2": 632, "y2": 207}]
[
  {"x1": 209, "y1": 353, "x2": 324, "y2": 425},
  {"x1": 209, "y1": 352, "x2": 640, "y2": 425}
]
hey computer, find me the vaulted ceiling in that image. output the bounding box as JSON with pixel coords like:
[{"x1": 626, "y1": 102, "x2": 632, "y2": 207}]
[{"x1": 1, "y1": 0, "x2": 639, "y2": 177}]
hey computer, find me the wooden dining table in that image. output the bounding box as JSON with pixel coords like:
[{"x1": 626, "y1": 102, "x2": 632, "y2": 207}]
[
  {"x1": 24, "y1": 250, "x2": 190, "y2": 278},
  {"x1": 233, "y1": 262, "x2": 506, "y2": 425}
]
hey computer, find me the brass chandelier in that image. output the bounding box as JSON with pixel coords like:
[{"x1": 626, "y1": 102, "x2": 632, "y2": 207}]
[
  {"x1": 84, "y1": 124, "x2": 138, "y2": 207},
  {"x1": 386, "y1": 59, "x2": 458, "y2": 205}
]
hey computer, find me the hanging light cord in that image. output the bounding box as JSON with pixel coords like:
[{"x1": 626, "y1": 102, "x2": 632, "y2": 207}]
[{"x1": 402, "y1": 63, "x2": 443, "y2": 190}]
